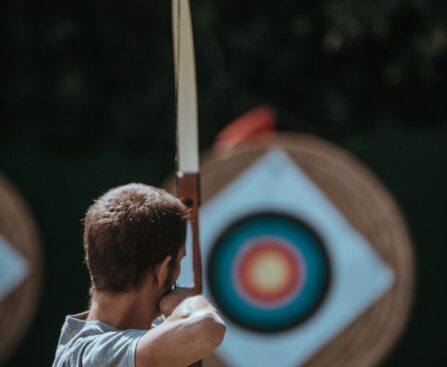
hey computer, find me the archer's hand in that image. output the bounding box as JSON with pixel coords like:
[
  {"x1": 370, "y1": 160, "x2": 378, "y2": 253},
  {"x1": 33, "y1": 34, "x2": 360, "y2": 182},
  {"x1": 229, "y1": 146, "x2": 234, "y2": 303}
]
[{"x1": 159, "y1": 287, "x2": 194, "y2": 317}]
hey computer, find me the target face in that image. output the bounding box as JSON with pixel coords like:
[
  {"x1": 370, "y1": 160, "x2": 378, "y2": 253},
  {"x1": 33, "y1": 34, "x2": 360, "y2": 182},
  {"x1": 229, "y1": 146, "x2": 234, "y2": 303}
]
[
  {"x1": 176, "y1": 145, "x2": 407, "y2": 367},
  {"x1": 208, "y1": 213, "x2": 330, "y2": 332}
]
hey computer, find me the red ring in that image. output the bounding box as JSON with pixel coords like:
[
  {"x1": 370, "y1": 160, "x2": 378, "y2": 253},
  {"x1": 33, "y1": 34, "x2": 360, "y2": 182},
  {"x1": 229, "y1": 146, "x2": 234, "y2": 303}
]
[{"x1": 235, "y1": 239, "x2": 304, "y2": 306}]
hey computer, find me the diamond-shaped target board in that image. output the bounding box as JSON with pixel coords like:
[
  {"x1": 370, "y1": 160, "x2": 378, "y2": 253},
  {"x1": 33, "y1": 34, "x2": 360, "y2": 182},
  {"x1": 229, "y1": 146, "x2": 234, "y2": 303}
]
[
  {"x1": 0, "y1": 176, "x2": 41, "y2": 363},
  {"x1": 177, "y1": 134, "x2": 413, "y2": 367}
]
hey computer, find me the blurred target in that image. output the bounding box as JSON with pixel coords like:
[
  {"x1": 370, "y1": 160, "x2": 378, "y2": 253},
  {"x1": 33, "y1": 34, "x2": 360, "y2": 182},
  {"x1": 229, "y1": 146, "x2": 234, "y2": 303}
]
[
  {"x1": 173, "y1": 133, "x2": 413, "y2": 367},
  {"x1": 0, "y1": 176, "x2": 41, "y2": 363},
  {"x1": 208, "y1": 212, "x2": 330, "y2": 332}
]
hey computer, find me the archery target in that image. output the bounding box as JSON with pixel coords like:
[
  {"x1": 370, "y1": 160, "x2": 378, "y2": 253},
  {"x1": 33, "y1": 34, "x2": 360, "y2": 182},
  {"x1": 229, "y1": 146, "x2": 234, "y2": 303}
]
[
  {"x1": 208, "y1": 213, "x2": 330, "y2": 332},
  {"x1": 174, "y1": 134, "x2": 413, "y2": 367},
  {"x1": 0, "y1": 176, "x2": 41, "y2": 363}
]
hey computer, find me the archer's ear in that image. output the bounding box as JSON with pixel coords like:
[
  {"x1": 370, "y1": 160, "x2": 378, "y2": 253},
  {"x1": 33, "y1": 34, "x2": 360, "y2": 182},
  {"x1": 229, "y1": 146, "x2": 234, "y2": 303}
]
[{"x1": 154, "y1": 255, "x2": 172, "y2": 288}]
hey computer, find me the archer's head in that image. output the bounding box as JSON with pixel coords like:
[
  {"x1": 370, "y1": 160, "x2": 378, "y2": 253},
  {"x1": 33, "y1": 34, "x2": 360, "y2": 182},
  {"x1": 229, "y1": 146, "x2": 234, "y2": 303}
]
[{"x1": 83, "y1": 183, "x2": 188, "y2": 295}]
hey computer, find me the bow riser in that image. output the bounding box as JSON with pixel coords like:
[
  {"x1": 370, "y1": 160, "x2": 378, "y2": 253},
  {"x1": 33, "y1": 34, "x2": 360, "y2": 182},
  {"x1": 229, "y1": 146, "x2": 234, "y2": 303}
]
[{"x1": 177, "y1": 172, "x2": 202, "y2": 295}]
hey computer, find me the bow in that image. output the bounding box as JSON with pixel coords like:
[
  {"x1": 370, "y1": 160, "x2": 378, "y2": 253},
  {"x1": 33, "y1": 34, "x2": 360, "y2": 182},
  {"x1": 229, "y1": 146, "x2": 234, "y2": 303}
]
[{"x1": 172, "y1": 0, "x2": 202, "y2": 297}]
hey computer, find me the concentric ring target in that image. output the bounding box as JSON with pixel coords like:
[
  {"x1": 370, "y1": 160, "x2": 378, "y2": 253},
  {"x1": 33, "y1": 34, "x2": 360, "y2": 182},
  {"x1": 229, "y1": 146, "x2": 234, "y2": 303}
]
[
  {"x1": 235, "y1": 238, "x2": 305, "y2": 308},
  {"x1": 168, "y1": 133, "x2": 414, "y2": 367},
  {"x1": 208, "y1": 212, "x2": 330, "y2": 333}
]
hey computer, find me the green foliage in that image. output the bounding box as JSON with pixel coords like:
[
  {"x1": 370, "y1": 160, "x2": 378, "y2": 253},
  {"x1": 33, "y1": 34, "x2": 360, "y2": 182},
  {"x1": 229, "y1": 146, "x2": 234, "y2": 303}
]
[
  {"x1": 2, "y1": 0, "x2": 447, "y2": 155},
  {"x1": 199, "y1": 0, "x2": 447, "y2": 134}
]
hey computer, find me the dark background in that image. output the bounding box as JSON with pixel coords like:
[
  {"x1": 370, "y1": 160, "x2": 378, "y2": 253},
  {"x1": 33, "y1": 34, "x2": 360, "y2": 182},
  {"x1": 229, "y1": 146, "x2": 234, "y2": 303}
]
[{"x1": 1, "y1": 0, "x2": 446, "y2": 366}]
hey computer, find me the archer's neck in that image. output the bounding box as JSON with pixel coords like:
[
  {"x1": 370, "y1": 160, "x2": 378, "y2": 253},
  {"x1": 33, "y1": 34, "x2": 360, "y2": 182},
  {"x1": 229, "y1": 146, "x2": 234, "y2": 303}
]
[{"x1": 87, "y1": 287, "x2": 160, "y2": 330}]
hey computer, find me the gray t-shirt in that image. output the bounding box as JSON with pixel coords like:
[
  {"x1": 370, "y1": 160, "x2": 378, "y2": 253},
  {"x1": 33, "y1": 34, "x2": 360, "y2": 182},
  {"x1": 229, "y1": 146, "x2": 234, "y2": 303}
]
[{"x1": 52, "y1": 312, "x2": 146, "y2": 367}]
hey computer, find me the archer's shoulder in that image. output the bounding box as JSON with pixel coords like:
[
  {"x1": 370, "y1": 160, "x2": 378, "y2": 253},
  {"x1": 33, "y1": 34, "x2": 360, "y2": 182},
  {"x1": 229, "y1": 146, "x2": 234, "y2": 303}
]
[{"x1": 52, "y1": 314, "x2": 145, "y2": 367}]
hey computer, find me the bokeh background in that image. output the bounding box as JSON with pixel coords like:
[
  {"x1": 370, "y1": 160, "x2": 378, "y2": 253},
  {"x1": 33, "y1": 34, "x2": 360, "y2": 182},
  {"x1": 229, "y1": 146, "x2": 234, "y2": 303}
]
[{"x1": 1, "y1": 0, "x2": 446, "y2": 365}]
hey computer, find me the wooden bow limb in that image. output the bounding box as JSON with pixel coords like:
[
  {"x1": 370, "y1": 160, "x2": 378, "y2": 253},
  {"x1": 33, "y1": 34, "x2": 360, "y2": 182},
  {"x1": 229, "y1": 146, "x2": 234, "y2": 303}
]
[{"x1": 172, "y1": 1, "x2": 203, "y2": 365}]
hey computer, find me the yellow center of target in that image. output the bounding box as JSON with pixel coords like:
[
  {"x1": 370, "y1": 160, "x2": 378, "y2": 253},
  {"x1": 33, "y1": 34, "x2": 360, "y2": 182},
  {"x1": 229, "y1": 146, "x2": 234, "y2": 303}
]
[
  {"x1": 249, "y1": 253, "x2": 290, "y2": 292},
  {"x1": 238, "y1": 242, "x2": 301, "y2": 303}
]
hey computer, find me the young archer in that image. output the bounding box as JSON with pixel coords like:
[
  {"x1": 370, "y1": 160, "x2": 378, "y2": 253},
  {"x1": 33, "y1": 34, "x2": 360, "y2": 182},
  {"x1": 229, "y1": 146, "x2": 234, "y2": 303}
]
[{"x1": 52, "y1": 183, "x2": 226, "y2": 367}]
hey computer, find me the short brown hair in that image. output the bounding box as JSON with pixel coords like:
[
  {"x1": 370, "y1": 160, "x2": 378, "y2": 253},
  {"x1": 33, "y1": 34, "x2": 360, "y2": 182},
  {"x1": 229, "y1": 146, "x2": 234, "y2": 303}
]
[{"x1": 83, "y1": 183, "x2": 187, "y2": 292}]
